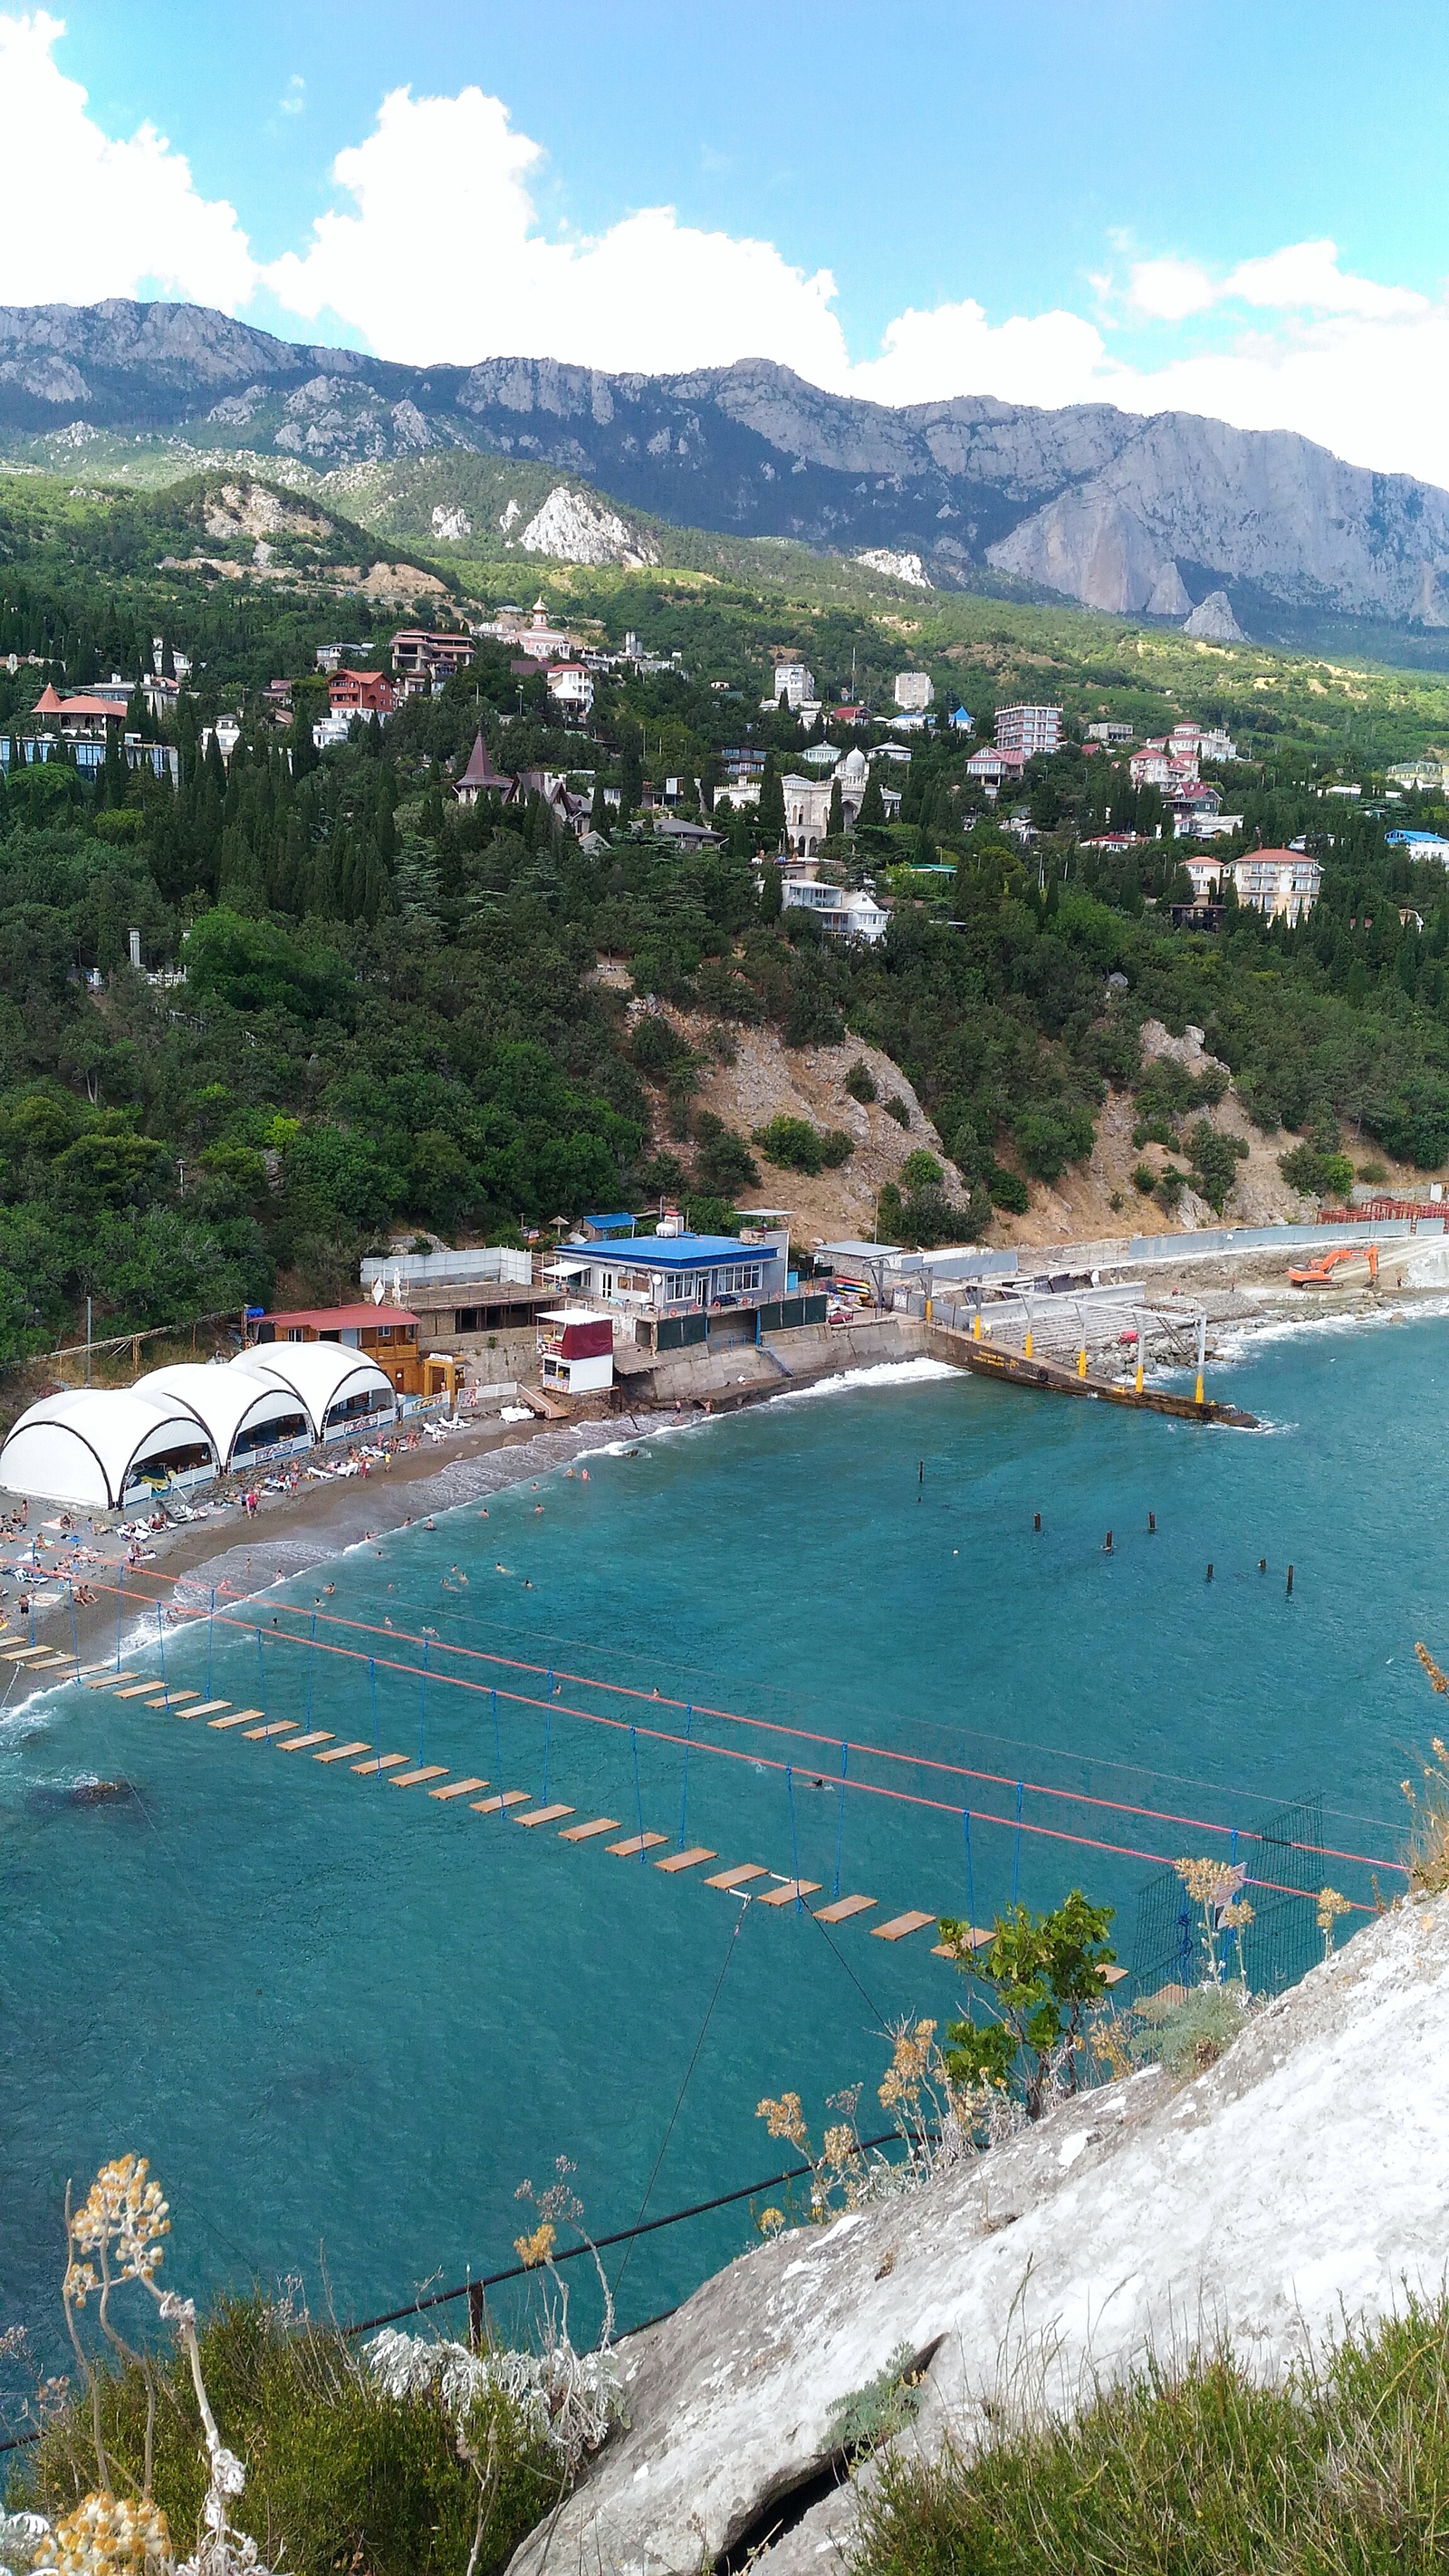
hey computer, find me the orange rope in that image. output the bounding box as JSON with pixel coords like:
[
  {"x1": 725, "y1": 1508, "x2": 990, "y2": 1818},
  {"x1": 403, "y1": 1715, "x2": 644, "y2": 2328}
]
[{"x1": 91, "y1": 1573, "x2": 1384, "y2": 1910}]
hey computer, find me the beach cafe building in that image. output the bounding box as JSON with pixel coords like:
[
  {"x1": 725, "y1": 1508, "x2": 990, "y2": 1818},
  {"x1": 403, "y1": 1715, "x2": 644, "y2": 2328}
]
[
  {"x1": 247, "y1": 1302, "x2": 459, "y2": 1403},
  {"x1": 544, "y1": 1221, "x2": 826, "y2": 1354}
]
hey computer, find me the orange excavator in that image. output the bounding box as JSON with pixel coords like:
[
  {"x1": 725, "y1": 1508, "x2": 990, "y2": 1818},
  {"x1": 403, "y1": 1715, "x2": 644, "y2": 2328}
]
[{"x1": 1288, "y1": 1243, "x2": 1378, "y2": 1288}]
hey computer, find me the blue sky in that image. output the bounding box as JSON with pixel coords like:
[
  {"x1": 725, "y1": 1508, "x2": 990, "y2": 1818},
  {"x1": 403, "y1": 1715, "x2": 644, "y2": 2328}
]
[{"x1": 5, "y1": 3, "x2": 1449, "y2": 480}]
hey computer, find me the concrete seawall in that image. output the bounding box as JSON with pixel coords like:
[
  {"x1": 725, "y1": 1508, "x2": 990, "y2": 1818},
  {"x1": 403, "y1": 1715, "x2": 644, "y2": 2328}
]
[{"x1": 615, "y1": 1314, "x2": 928, "y2": 1410}]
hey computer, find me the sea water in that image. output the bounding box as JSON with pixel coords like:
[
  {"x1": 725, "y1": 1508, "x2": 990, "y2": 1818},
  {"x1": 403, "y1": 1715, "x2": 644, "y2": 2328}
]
[{"x1": 2, "y1": 1312, "x2": 1445, "y2": 2388}]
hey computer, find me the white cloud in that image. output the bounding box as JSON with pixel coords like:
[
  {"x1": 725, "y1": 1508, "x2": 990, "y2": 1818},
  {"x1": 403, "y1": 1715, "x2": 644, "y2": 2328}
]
[
  {"x1": 1127, "y1": 257, "x2": 1218, "y2": 322},
  {"x1": 0, "y1": 12, "x2": 254, "y2": 310},
  {"x1": 279, "y1": 73, "x2": 305, "y2": 119},
  {"x1": 5, "y1": 24, "x2": 1449, "y2": 492},
  {"x1": 262, "y1": 83, "x2": 849, "y2": 380}
]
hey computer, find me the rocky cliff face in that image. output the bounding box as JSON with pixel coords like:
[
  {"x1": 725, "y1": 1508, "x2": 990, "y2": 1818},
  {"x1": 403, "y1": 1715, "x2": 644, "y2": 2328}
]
[
  {"x1": 504, "y1": 1894, "x2": 1449, "y2": 2576},
  {"x1": 3, "y1": 300, "x2": 1449, "y2": 637}
]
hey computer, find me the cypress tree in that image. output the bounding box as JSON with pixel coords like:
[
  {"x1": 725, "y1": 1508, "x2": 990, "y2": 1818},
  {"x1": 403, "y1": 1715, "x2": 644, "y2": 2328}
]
[
  {"x1": 757, "y1": 751, "x2": 785, "y2": 843},
  {"x1": 827, "y1": 778, "x2": 845, "y2": 841}
]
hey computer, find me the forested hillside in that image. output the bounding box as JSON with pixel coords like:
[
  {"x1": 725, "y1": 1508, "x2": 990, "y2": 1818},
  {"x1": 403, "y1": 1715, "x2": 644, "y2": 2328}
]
[{"x1": 5, "y1": 470, "x2": 1449, "y2": 1376}]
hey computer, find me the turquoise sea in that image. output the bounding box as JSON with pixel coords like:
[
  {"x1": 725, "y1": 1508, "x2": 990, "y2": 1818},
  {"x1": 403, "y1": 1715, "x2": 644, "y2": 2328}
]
[{"x1": 2, "y1": 1306, "x2": 1444, "y2": 2394}]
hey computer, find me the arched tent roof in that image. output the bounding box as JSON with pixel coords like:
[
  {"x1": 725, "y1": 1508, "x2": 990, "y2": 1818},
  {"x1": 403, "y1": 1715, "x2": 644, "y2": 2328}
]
[
  {"x1": 0, "y1": 1389, "x2": 217, "y2": 1510},
  {"x1": 132, "y1": 1364, "x2": 311, "y2": 1472},
  {"x1": 232, "y1": 1344, "x2": 395, "y2": 1433}
]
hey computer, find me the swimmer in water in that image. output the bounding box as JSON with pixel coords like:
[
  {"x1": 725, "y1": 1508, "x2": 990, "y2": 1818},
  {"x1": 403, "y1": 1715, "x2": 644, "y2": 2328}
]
[
  {"x1": 523, "y1": 1579, "x2": 533, "y2": 1589},
  {"x1": 580, "y1": 1467, "x2": 589, "y2": 1482},
  {"x1": 424, "y1": 1516, "x2": 436, "y2": 1531}
]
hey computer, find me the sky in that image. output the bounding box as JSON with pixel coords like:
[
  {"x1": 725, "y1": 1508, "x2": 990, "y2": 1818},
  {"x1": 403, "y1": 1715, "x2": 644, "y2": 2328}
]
[{"x1": 5, "y1": 2, "x2": 1449, "y2": 484}]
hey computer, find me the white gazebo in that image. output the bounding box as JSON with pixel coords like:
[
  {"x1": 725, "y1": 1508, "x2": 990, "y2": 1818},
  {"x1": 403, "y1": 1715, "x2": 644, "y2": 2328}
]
[
  {"x1": 0, "y1": 1389, "x2": 217, "y2": 1510},
  {"x1": 133, "y1": 1363, "x2": 313, "y2": 1473},
  {"x1": 232, "y1": 1343, "x2": 397, "y2": 1442}
]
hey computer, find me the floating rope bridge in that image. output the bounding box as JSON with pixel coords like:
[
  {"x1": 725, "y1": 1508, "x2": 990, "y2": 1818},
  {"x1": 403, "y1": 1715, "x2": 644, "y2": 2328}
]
[{"x1": 8, "y1": 1564, "x2": 1404, "y2": 1917}]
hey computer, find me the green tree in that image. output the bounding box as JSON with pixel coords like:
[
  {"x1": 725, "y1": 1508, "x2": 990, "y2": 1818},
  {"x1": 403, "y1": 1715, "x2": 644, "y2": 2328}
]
[
  {"x1": 939, "y1": 1890, "x2": 1118, "y2": 2118},
  {"x1": 827, "y1": 778, "x2": 845, "y2": 841},
  {"x1": 757, "y1": 753, "x2": 785, "y2": 844}
]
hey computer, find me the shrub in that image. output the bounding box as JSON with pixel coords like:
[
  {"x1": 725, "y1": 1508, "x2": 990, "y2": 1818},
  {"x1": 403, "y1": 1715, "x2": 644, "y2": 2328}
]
[
  {"x1": 1157, "y1": 1167, "x2": 1188, "y2": 1210},
  {"x1": 1132, "y1": 1162, "x2": 1156, "y2": 1194},
  {"x1": 987, "y1": 1166, "x2": 1030, "y2": 1215},
  {"x1": 630, "y1": 1014, "x2": 687, "y2": 1076},
  {"x1": 1279, "y1": 1139, "x2": 1356, "y2": 1199},
  {"x1": 1185, "y1": 1120, "x2": 1250, "y2": 1213},
  {"x1": 938, "y1": 1890, "x2": 1117, "y2": 2119},
  {"x1": 901, "y1": 1148, "x2": 943, "y2": 1190},
  {"x1": 693, "y1": 1111, "x2": 759, "y2": 1197},
  {"x1": 882, "y1": 1094, "x2": 912, "y2": 1129},
  {"x1": 844, "y1": 1059, "x2": 878, "y2": 1104},
  {"x1": 1012, "y1": 1103, "x2": 1095, "y2": 1183},
  {"x1": 1357, "y1": 1158, "x2": 1389, "y2": 1183},
  {"x1": 752, "y1": 1115, "x2": 853, "y2": 1173}
]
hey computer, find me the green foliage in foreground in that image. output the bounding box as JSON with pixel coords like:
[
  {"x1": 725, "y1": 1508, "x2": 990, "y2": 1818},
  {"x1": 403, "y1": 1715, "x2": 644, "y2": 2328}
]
[
  {"x1": 940, "y1": 1892, "x2": 1117, "y2": 2119},
  {"x1": 11, "y1": 2296, "x2": 561, "y2": 2576},
  {"x1": 853, "y1": 2293, "x2": 1449, "y2": 2576}
]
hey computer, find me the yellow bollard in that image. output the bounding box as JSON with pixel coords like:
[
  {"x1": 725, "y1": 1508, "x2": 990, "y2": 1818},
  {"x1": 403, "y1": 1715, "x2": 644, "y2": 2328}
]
[
  {"x1": 1195, "y1": 1371, "x2": 1205, "y2": 1405},
  {"x1": 1023, "y1": 1327, "x2": 1033, "y2": 1357},
  {"x1": 925, "y1": 1295, "x2": 933, "y2": 1322},
  {"x1": 1077, "y1": 1346, "x2": 1087, "y2": 1379},
  {"x1": 972, "y1": 1311, "x2": 981, "y2": 1341},
  {"x1": 1136, "y1": 1360, "x2": 1144, "y2": 1392}
]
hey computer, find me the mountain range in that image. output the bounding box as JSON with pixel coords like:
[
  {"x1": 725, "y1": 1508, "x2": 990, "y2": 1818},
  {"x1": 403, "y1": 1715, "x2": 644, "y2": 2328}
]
[{"x1": 3, "y1": 298, "x2": 1449, "y2": 644}]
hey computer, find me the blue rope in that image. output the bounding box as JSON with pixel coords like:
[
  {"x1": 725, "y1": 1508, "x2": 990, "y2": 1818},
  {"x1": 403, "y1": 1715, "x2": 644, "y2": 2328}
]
[
  {"x1": 206, "y1": 1587, "x2": 216, "y2": 1700},
  {"x1": 832, "y1": 1740, "x2": 849, "y2": 1898},
  {"x1": 255, "y1": 1624, "x2": 267, "y2": 1740},
  {"x1": 964, "y1": 1807, "x2": 976, "y2": 1934},
  {"x1": 417, "y1": 1635, "x2": 429, "y2": 1764},
  {"x1": 1012, "y1": 1780, "x2": 1023, "y2": 1907},
  {"x1": 492, "y1": 1686, "x2": 503, "y2": 1819},
  {"x1": 631, "y1": 1724, "x2": 645, "y2": 1857},
  {"x1": 787, "y1": 1764, "x2": 801, "y2": 1911},
  {"x1": 156, "y1": 1599, "x2": 168, "y2": 1692},
  {"x1": 677, "y1": 1705, "x2": 693, "y2": 1849},
  {"x1": 67, "y1": 1579, "x2": 79, "y2": 1678},
  {"x1": 369, "y1": 1655, "x2": 380, "y2": 1772},
  {"x1": 303, "y1": 1606, "x2": 316, "y2": 1728},
  {"x1": 115, "y1": 1557, "x2": 123, "y2": 1671}
]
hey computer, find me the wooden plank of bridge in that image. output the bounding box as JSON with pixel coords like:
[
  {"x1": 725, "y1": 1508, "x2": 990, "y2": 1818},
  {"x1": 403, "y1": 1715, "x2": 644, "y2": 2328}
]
[
  {"x1": 75, "y1": 1661, "x2": 122, "y2": 1679},
  {"x1": 470, "y1": 1790, "x2": 530, "y2": 1814},
  {"x1": 872, "y1": 1910, "x2": 937, "y2": 1943},
  {"x1": 705, "y1": 1863, "x2": 770, "y2": 1890},
  {"x1": 89, "y1": 1671, "x2": 141, "y2": 1688},
  {"x1": 209, "y1": 1709, "x2": 264, "y2": 1730},
  {"x1": 931, "y1": 1927, "x2": 993, "y2": 1958},
  {"x1": 1099, "y1": 1963, "x2": 1129, "y2": 1986},
  {"x1": 352, "y1": 1751, "x2": 409, "y2": 1773},
  {"x1": 558, "y1": 1816, "x2": 621, "y2": 1842},
  {"x1": 178, "y1": 1699, "x2": 231, "y2": 1718},
  {"x1": 607, "y1": 1831, "x2": 668, "y2": 1858},
  {"x1": 655, "y1": 1846, "x2": 717, "y2": 1872},
  {"x1": 757, "y1": 1879, "x2": 821, "y2": 1908},
  {"x1": 390, "y1": 1765, "x2": 450, "y2": 1789},
  {"x1": 141, "y1": 1689, "x2": 202, "y2": 1709},
  {"x1": 244, "y1": 1720, "x2": 302, "y2": 1741},
  {"x1": 515, "y1": 1802, "x2": 575, "y2": 1827},
  {"x1": 279, "y1": 1730, "x2": 334, "y2": 1753},
  {"x1": 1, "y1": 1646, "x2": 52, "y2": 1662},
  {"x1": 24, "y1": 1653, "x2": 73, "y2": 1669},
  {"x1": 429, "y1": 1777, "x2": 488, "y2": 1801},
  {"x1": 814, "y1": 1894, "x2": 877, "y2": 1924},
  {"x1": 113, "y1": 1680, "x2": 165, "y2": 1698},
  {"x1": 313, "y1": 1740, "x2": 372, "y2": 1763}
]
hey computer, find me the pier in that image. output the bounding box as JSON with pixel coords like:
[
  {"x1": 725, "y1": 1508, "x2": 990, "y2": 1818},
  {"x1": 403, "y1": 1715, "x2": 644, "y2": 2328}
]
[{"x1": 926, "y1": 1318, "x2": 1258, "y2": 1427}]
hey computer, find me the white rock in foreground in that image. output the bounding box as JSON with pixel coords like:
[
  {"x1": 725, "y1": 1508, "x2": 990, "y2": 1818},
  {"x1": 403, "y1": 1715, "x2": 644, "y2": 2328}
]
[{"x1": 510, "y1": 1896, "x2": 1449, "y2": 2576}]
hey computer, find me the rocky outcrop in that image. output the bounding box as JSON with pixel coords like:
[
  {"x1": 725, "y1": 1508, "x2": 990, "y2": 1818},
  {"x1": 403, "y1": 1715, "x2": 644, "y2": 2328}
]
[
  {"x1": 1183, "y1": 589, "x2": 1245, "y2": 640},
  {"x1": 518, "y1": 483, "x2": 657, "y2": 567},
  {"x1": 510, "y1": 1895, "x2": 1449, "y2": 2576},
  {"x1": 4, "y1": 302, "x2": 1449, "y2": 637}
]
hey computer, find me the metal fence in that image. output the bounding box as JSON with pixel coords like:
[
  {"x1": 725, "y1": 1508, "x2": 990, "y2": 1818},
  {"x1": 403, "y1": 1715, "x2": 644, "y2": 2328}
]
[{"x1": 1128, "y1": 1793, "x2": 1326, "y2": 2007}]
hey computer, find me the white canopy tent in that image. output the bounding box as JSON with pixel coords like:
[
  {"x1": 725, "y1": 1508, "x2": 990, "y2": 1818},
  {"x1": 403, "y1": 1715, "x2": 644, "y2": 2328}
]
[
  {"x1": 232, "y1": 1344, "x2": 397, "y2": 1442},
  {"x1": 0, "y1": 1389, "x2": 217, "y2": 1510},
  {"x1": 133, "y1": 1363, "x2": 312, "y2": 1473}
]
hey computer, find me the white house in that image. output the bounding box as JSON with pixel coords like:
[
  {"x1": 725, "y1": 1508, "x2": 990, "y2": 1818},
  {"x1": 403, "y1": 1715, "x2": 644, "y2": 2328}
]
[
  {"x1": 536, "y1": 1309, "x2": 613, "y2": 1398},
  {"x1": 781, "y1": 867, "x2": 888, "y2": 943},
  {"x1": 546, "y1": 662, "x2": 595, "y2": 716},
  {"x1": 1183, "y1": 850, "x2": 1321, "y2": 924}
]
